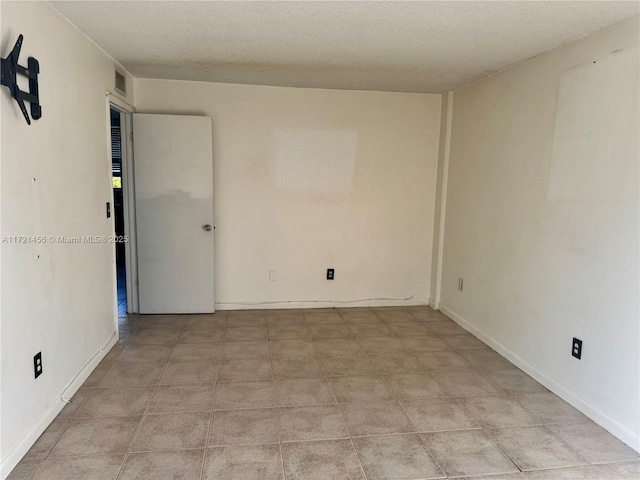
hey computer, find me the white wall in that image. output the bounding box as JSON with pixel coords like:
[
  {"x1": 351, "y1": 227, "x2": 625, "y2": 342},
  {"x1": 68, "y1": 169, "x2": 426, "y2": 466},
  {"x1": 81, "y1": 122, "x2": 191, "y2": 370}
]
[
  {"x1": 440, "y1": 15, "x2": 639, "y2": 449},
  {"x1": 0, "y1": 2, "x2": 133, "y2": 477},
  {"x1": 134, "y1": 80, "x2": 441, "y2": 309}
]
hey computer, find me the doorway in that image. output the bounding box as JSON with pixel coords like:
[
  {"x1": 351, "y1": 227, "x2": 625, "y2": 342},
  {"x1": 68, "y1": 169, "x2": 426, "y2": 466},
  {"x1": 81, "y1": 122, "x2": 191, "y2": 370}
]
[
  {"x1": 109, "y1": 98, "x2": 138, "y2": 315},
  {"x1": 110, "y1": 108, "x2": 127, "y2": 315}
]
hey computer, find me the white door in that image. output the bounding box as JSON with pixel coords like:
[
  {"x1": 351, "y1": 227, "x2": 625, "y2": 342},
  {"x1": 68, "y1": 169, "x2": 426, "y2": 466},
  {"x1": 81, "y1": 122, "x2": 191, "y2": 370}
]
[{"x1": 133, "y1": 114, "x2": 215, "y2": 313}]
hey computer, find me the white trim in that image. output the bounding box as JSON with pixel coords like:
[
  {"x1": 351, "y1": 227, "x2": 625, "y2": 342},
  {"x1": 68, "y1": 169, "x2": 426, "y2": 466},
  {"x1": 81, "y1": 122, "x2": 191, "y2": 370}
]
[
  {"x1": 107, "y1": 95, "x2": 139, "y2": 314},
  {"x1": 107, "y1": 92, "x2": 134, "y2": 113},
  {"x1": 0, "y1": 334, "x2": 119, "y2": 480},
  {"x1": 434, "y1": 91, "x2": 453, "y2": 307},
  {"x1": 216, "y1": 297, "x2": 431, "y2": 311},
  {"x1": 438, "y1": 303, "x2": 640, "y2": 453}
]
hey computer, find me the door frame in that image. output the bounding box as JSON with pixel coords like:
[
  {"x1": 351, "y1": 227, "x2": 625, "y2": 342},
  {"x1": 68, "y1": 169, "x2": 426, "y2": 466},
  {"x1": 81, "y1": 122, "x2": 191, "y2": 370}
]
[{"x1": 107, "y1": 93, "x2": 139, "y2": 313}]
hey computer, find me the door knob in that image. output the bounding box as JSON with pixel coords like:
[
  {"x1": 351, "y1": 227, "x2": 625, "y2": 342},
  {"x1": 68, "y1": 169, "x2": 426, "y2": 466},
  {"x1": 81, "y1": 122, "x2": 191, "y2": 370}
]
[{"x1": 202, "y1": 224, "x2": 212, "y2": 232}]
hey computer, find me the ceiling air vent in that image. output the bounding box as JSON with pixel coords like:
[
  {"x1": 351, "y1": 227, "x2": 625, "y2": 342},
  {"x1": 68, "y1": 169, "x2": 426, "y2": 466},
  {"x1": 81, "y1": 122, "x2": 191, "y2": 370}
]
[{"x1": 114, "y1": 69, "x2": 126, "y2": 96}]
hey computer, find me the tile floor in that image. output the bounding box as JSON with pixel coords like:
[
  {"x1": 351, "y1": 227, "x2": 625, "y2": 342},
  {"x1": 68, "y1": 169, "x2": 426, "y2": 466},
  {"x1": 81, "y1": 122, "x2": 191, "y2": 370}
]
[{"x1": 9, "y1": 306, "x2": 639, "y2": 480}]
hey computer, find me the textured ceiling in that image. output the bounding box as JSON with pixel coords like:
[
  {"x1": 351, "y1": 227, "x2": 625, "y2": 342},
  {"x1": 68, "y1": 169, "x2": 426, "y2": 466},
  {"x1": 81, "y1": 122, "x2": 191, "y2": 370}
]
[{"x1": 50, "y1": 1, "x2": 639, "y2": 93}]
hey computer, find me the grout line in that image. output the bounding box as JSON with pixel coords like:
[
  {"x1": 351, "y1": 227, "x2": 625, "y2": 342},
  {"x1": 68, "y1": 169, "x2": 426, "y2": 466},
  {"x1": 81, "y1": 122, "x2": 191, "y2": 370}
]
[
  {"x1": 113, "y1": 328, "x2": 176, "y2": 480},
  {"x1": 198, "y1": 336, "x2": 224, "y2": 480},
  {"x1": 324, "y1": 363, "x2": 370, "y2": 480}
]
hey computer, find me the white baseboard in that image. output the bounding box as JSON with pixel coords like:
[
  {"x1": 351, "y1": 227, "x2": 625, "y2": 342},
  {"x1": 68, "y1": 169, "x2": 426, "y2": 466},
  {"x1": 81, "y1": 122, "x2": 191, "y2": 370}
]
[
  {"x1": 0, "y1": 332, "x2": 119, "y2": 480},
  {"x1": 216, "y1": 297, "x2": 431, "y2": 311},
  {"x1": 438, "y1": 304, "x2": 640, "y2": 453}
]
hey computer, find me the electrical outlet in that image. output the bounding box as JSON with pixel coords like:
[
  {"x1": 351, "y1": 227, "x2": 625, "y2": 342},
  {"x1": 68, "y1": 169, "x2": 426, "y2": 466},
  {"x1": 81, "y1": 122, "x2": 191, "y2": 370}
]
[
  {"x1": 269, "y1": 270, "x2": 277, "y2": 281},
  {"x1": 572, "y1": 338, "x2": 582, "y2": 359},
  {"x1": 458, "y1": 278, "x2": 464, "y2": 291},
  {"x1": 327, "y1": 268, "x2": 335, "y2": 280},
  {"x1": 34, "y1": 352, "x2": 43, "y2": 379}
]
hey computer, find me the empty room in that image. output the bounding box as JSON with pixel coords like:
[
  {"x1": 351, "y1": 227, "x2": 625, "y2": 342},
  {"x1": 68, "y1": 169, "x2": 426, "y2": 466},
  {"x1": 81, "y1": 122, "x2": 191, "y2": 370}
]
[{"x1": 1, "y1": 1, "x2": 639, "y2": 479}]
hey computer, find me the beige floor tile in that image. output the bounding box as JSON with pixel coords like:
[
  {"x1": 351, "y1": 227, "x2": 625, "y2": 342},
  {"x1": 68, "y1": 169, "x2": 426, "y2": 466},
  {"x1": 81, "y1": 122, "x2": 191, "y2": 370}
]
[
  {"x1": 347, "y1": 323, "x2": 394, "y2": 337},
  {"x1": 177, "y1": 325, "x2": 225, "y2": 343},
  {"x1": 441, "y1": 334, "x2": 491, "y2": 351},
  {"x1": 77, "y1": 386, "x2": 154, "y2": 417},
  {"x1": 410, "y1": 310, "x2": 451, "y2": 322},
  {"x1": 169, "y1": 343, "x2": 221, "y2": 362},
  {"x1": 83, "y1": 362, "x2": 113, "y2": 387},
  {"x1": 340, "y1": 311, "x2": 383, "y2": 324},
  {"x1": 414, "y1": 351, "x2": 473, "y2": 371},
  {"x1": 99, "y1": 361, "x2": 164, "y2": 387},
  {"x1": 228, "y1": 309, "x2": 266, "y2": 316},
  {"x1": 337, "y1": 307, "x2": 374, "y2": 315},
  {"x1": 427, "y1": 321, "x2": 468, "y2": 336},
  {"x1": 456, "y1": 395, "x2": 539, "y2": 427},
  {"x1": 226, "y1": 314, "x2": 267, "y2": 327},
  {"x1": 321, "y1": 355, "x2": 376, "y2": 377},
  {"x1": 224, "y1": 326, "x2": 268, "y2": 342},
  {"x1": 221, "y1": 340, "x2": 269, "y2": 358},
  {"x1": 314, "y1": 338, "x2": 364, "y2": 356},
  {"x1": 358, "y1": 337, "x2": 406, "y2": 354},
  {"x1": 160, "y1": 361, "x2": 217, "y2": 384},
  {"x1": 399, "y1": 336, "x2": 452, "y2": 352},
  {"x1": 460, "y1": 350, "x2": 514, "y2": 370},
  {"x1": 32, "y1": 454, "x2": 124, "y2": 480},
  {"x1": 422, "y1": 429, "x2": 519, "y2": 477},
  {"x1": 432, "y1": 371, "x2": 502, "y2": 396},
  {"x1": 386, "y1": 321, "x2": 434, "y2": 336},
  {"x1": 488, "y1": 425, "x2": 588, "y2": 471},
  {"x1": 203, "y1": 444, "x2": 283, "y2": 480},
  {"x1": 513, "y1": 393, "x2": 588, "y2": 424},
  {"x1": 21, "y1": 417, "x2": 72, "y2": 461},
  {"x1": 383, "y1": 373, "x2": 447, "y2": 399},
  {"x1": 275, "y1": 378, "x2": 334, "y2": 406},
  {"x1": 329, "y1": 376, "x2": 393, "y2": 402},
  {"x1": 547, "y1": 422, "x2": 640, "y2": 463},
  {"x1": 452, "y1": 472, "x2": 526, "y2": 479},
  {"x1": 209, "y1": 408, "x2": 279, "y2": 446},
  {"x1": 308, "y1": 323, "x2": 352, "y2": 338},
  {"x1": 279, "y1": 405, "x2": 349, "y2": 442},
  {"x1": 353, "y1": 434, "x2": 445, "y2": 480},
  {"x1": 50, "y1": 416, "x2": 141, "y2": 456},
  {"x1": 130, "y1": 412, "x2": 210, "y2": 451},
  {"x1": 524, "y1": 465, "x2": 609, "y2": 479},
  {"x1": 128, "y1": 329, "x2": 180, "y2": 346},
  {"x1": 117, "y1": 345, "x2": 173, "y2": 363},
  {"x1": 58, "y1": 387, "x2": 94, "y2": 418},
  {"x1": 598, "y1": 460, "x2": 640, "y2": 479},
  {"x1": 185, "y1": 315, "x2": 226, "y2": 329},
  {"x1": 119, "y1": 450, "x2": 204, "y2": 480},
  {"x1": 268, "y1": 324, "x2": 311, "y2": 340},
  {"x1": 139, "y1": 315, "x2": 187, "y2": 329},
  {"x1": 282, "y1": 439, "x2": 365, "y2": 480},
  {"x1": 376, "y1": 309, "x2": 416, "y2": 322},
  {"x1": 400, "y1": 398, "x2": 479, "y2": 432},
  {"x1": 483, "y1": 370, "x2": 547, "y2": 395},
  {"x1": 270, "y1": 339, "x2": 317, "y2": 357},
  {"x1": 305, "y1": 312, "x2": 344, "y2": 324},
  {"x1": 266, "y1": 313, "x2": 305, "y2": 326},
  {"x1": 214, "y1": 381, "x2": 275, "y2": 409},
  {"x1": 147, "y1": 384, "x2": 215, "y2": 413},
  {"x1": 217, "y1": 357, "x2": 272, "y2": 381},
  {"x1": 7, "y1": 458, "x2": 44, "y2": 480},
  {"x1": 272, "y1": 356, "x2": 324, "y2": 378},
  {"x1": 339, "y1": 401, "x2": 415, "y2": 436},
  {"x1": 369, "y1": 354, "x2": 425, "y2": 374}
]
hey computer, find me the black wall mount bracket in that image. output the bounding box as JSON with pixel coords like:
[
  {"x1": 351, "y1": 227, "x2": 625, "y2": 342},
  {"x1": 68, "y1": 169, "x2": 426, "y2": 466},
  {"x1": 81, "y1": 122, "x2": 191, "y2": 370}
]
[{"x1": 1, "y1": 35, "x2": 41, "y2": 125}]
